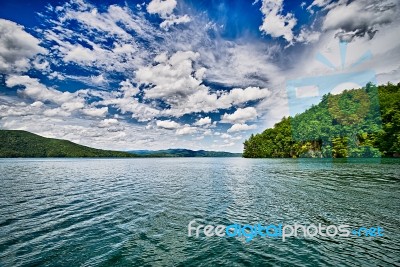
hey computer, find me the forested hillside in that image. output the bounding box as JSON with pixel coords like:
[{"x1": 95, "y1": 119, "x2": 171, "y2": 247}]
[
  {"x1": 0, "y1": 130, "x2": 137, "y2": 158},
  {"x1": 243, "y1": 83, "x2": 400, "y2": 158}
]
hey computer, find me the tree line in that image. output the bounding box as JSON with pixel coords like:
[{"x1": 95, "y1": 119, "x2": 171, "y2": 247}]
[{"x1": 243, "y1": 83, "x2": 400, "y2": 158}]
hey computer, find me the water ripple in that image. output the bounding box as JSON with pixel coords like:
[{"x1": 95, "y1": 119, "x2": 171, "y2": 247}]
[{"x1": 0, "y1": 158, "x2": 399, "y2": 266}]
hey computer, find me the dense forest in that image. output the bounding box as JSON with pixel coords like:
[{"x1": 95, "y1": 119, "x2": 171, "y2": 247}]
[
  {"x1": 243, "y1": 83, "x2": 400, "y2": 158},
  {"x1": 0, "y1": 130, "x2": 137, "y2": 158}
]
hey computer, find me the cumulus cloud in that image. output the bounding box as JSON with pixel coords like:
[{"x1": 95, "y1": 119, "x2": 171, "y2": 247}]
[
  {"x1": 160, "y1": 14, "x2": 191, "y2": 30},
  {"x1": 81, "y1": 107, "x2": 108, "y2": 117},
  {"x1": 322, "y1": 0, "x2": 398, "y2": 42},
  {"x1": 43, "y1": 107, "x2": 71, "y2": 117},
  {"x1": 295, "y1": 28, "x2": 321, "y2": 44},
  {"x1": 95, "y1": 118, "x2": 125, "y2": 133},
  {"x1": 95, "y1": 78, "x2": 160, "y2": 122},
  {"x1": 119, "y1": 79, "x2": 139, "y2": 97},
  {"x1": 176, "y1": 125, "x2": 197, "y2": 135},
  {"x1": 147, "y1": 0, "x2": 177, "y2": 17},
  {"x1": 194, "y1": 116, "x2": 212, "y2": 126},
  {"x1": 220, "y1": 133, "x2": 232, "y2": 139},
  {"x1": 137, "y1": 51, "x2": 203, "y2": 100},
  {"x1": 90, "y1": 74, "x2": 107, "y2": 85},
  {"x1": 32, "y1": 56, "x2": 50, "y2": 71},
  {"x1": 0, "y1": 19, "x2": 47, "y2": 73},
  {"x1": 100, "y1": 94, "x2": 160, "y2": 122},
  {"x1": 221, "y1": 107, "x2": 258, "y2": 124},
  {"x1": 227, "y1": 123, "x2": 257, "y2": 133},
  {"x1": 156, "y1": 119, "x2": 181, "y2": 130},
  {"x1": 97, "y1": 118, "x2": 119, "y2": 128},
  {"x1": 136, "y1": 51, "x2": 270, "y2": 118},
  {"x1": 147, "y1": 0, "x2": 190, "y2": 29},
  {"x1": 258, "y1": 0, "x2": 297, "y2": 43},
  {"x1": 155, "y1": 119, "x2": 197, "y2": 135},
  {"x1": 6, "y1": 75, "x2": 80, "y2": 106},
  {"x1": 218, "y1": 87, "x2": 271, "y2": 105},
  {"x1": 5, "y1": 75, "x2": 108, "y2": 118},
  {"x1": 63, "y1": 44, "x2": 97, "y2": 63},
  {"x1": 256, "y1": 0, "x2": 323, "y2": 45}
]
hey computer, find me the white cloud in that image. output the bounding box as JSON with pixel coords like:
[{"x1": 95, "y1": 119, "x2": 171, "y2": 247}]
[
  {"x1": 227, "y1": 123, "x2": 257, "y2": 133},
  {"x1": 99, "y1": 92, "x2": 161, "y2": 122},
  {"x1": 147, "y1": 0, "x2": 190, "y2": 29},
  {"x1": 218, "y1": 87, "x2": 271, "y2": 105},
  {"x1": 90, "y1": 74, "x2": 107, "y2": 85},
  {"x1": 176, "y1": 125, "x2": 197, "y2": 135},
  {"x1": 259, "y1": 0, "x2": 297, "y2": 43},
  {"x1": 0, "y1": 101, "x2": 42, "y2": 117},
  {"x1": 80, "y1": 107, "x2": 108, "y2": 117},
  {"x1": 0, "y1": 19, "x2": 47, "y2": 73},
  {"x1": 156, "y1": 119, "x2": 181, "y2": 129},
  {"x1": 194, "y1": 116, "x2": 212, "y2": 126},
  {"x1": 306, "y1": 0, "x2": 333, "y2": 13},
  {"x1": 43, "y1": 107, "x2": 71, "y2": 117},
  {"x1": 322, "y1": 0, "x2": 398, "y2": 42},
  {"x1": 221, "y1": 133, "x2": 232, "y2": 139},
  {"x1": 43, "y1": 2, "x2": 153, "y2": 75},
  {"x1": 136, "y1": 51, "x2": 271, "y2": 118},
  {"x1": 160, "y1": 14, "x2": 191, "y2": 29},
  {"x1": 257, "y1": 0, "x2": 323, "y2": 45},
  {"x1": 32, "y1": 56, "x2": 50, "y2": 71},
  {"x1": 203, "y1": 129, "x2": 212, "y2": 136},
  {"x1": 201, "y1": 43, "x2": 284, "y2": 88},
  {"x1": 295, "y1": 28, "x2": 321, "y2": 44},
  {"x1": 137, "y1": 51, "x2": 202, "y2": 99},
  {"x1": 63, "y1": 44, "x2": 97, "y2": 63},
  {"x1": 147, "y1": 0, "x2": 177, "y2": 17},
  {"x1": 6, "y1": 75, "x2": 81, "y2": 106},
  {"x1": 221, "y1": 107, "x2": 258, "y2": 124},
  {"x1": 95, "y1": 118, "x2": 124, "y2": 132},
  {"x1": 5, "y1": 74, "x2": 110, "y2": 118},
  {"x1": 31, "y1": 101, "x2": 44, "y2": 108},
  {"x1": 60, "y1": 4, "x2": 132, "y2": 38},
  {"x1": 97, "y1": 118, "x2": 119, "y2": 128},
  {"x1": 119, "y1": 79, "x2": 139, "y2": 97},
  {"x1": 218, "y1": 141, "x2": 235, "y2": 147}
]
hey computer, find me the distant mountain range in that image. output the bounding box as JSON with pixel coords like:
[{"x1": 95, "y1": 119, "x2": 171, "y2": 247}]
[
  {"x1": 128, "y1": 149, "x2": 242, "y2": 157},
  {"x1": 0, "y1": 130, "x2": 241, "y2": 158}
]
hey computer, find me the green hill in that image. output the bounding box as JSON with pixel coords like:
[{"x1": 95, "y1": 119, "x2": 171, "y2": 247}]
[
  {"x1": 0, "y1": 130, "x2": 137, "y2": 158},
  {"x1": 243, "y1": 83, "x2": 400, "y2": 158}
]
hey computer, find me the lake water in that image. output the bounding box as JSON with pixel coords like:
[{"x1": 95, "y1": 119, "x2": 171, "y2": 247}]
[{"x1": 0, "y1": 158, "x2": 399, "y2": 266}]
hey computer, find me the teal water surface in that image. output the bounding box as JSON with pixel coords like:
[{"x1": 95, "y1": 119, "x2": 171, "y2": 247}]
[{"x1": 0, "y1": 158, "x2": 399, "y2": 266}]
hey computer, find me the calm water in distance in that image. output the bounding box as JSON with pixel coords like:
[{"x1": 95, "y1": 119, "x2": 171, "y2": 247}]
[{"x1": 0, "y1": 158, "x2": 399, "y2": 266}]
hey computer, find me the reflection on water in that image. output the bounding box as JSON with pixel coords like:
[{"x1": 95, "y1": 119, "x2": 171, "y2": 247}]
[{"x1": 0, "y1": 158, "x2": 399, "y2": 266}]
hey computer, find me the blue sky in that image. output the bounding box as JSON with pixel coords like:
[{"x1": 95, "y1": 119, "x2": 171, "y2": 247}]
[{"x1": 0, "y1": 0, "x2": 399, "y2": 152}]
